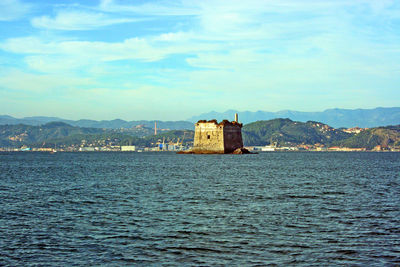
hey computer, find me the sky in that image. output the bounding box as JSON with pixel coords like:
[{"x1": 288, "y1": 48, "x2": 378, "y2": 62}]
[{"x1": 0, "y1": 0, "x2": 399, "y2": 120}]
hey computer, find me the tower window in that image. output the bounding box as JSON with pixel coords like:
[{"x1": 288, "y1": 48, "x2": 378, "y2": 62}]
[{"x1": 207, "y1": 135, "x2": 211, "y2": 139}]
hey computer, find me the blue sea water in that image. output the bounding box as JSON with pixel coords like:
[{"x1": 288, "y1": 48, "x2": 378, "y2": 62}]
[{"x1": 0, "y1": 151, "x2": 399, "y2": 266}]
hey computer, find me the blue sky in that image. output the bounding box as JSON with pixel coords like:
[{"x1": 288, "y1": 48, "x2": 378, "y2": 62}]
[{"x1": 0, "y1": 0, "x2": 399, "y2": 120}]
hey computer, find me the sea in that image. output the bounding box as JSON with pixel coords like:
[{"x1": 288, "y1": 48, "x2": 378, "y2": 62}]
[{"x1": 0, "y1": 151, "x2": 399, "y2": 266}]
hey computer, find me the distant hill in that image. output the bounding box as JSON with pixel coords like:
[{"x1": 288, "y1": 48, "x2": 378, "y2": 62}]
[
  {"x1": 1, "y1": 119, "x2": 399, "y2": 149},
  {"x1": 30, "y1": 129, "x2": 195, "y2": 148},
  {"x1": 0, "y1": 122, "x2": 104, "y2": 147},
  {"x1": 241, "y1": 118, "x2": 400, "y2": 149},
  {"x1": 0, "y1": 115, "x2": 194, "y2": 130},
  {"x1": 242, "y1": 119, "x2": 352, "y2": 146},
  {"x1": 188, "y1": 107, "x2": 400, "y2": 128},
  {"x1": 0, "y1": 122, "x2": 194, "y2": 148},
  {"x1": 3, "y1": 107, "x2": 399, "y2": 129},
  {"x1": 335, "y1": 125, "x2": 400, "y2": 149}
]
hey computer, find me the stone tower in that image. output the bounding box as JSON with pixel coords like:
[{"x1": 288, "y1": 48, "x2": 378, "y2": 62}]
[{"x1": 192, "y1": 114, "x2": 244, "y2": 154}]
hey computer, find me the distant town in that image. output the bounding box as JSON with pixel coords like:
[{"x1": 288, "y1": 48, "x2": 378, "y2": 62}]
[
  {"x1": 1, "y1": 125, "x2": 399, "y2": 153},
  {"x1": 1, "y1": 117, "x2": 399, "y2": 153}
]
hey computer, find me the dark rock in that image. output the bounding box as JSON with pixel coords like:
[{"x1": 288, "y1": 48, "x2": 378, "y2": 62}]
[
  {"x1": 178, "y1": 147, "x2": 255, "y2": 154},
  {"x1": 232, "y1": 147, "x2": 252, "y2": 154}
]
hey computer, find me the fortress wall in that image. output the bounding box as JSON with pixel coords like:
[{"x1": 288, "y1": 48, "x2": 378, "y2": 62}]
[
  {"x1": 193, "y1": 122, "x2": 225, "y2": 153},
  {"x1": 223, "y1": 124, "x2": 243, "y2": 153}
]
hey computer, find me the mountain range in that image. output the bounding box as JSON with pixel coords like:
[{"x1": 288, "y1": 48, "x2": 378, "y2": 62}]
[
  {"x1": 188, "y1": 107, "x2": 400, "y2": 128},
  {"x1": 1, "y1": 118, "x2": 399, "y2": 150},
  {"x1": 0, "y1": 115, "x2": 193, "y2": 130},
  {"x1": 1, "y1": 107, "x2": 399, "y2": 129}
]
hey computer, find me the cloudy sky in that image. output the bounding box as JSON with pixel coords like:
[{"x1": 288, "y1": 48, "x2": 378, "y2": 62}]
[{"x1": 0, "y1": 0, "x2": 399, "y2": 120}]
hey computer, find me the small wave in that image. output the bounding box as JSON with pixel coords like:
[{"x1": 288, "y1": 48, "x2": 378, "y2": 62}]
[
  {"x1": 335, "y1": 249, "x2": 358, "y2": 255},
  {"x1": 287, "y1": 195, "x2": 319, "y2": 199},
  {"x1": 322, "y1": 191, "x2": 346, "y2": 195},
  {"x1": 164, "y1": 246, "x2": 224, "y2": 254},
  {"x1": 364, "y1": 231, "x2": 389, "y2": 236}
]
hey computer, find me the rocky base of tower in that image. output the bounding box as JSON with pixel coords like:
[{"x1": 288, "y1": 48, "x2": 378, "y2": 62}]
[
  {"x1": 177, "y1": 147, "x2": 254, "y2": 154},
  {"x1": 231, "y1": 147, "x2": 253, "y2": 154}
]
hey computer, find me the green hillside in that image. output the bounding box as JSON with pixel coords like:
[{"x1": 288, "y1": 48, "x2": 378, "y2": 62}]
[
  {"x1": 242, "y1": 118, "x2": 352, "y2": 146},
  {"x1": 0, "y1": 121, "x2": 194, "y2": 148},
  {"x1": 39, "y1": 130, "x2": 194, "y2": 148},
  {"x1": 335, "y1": 125, "x2": 400, "y2": 149},
  {"x1": 0, "y1": 122, "x2": 104, "y2": 147},
  {"x1": 1, "y1": 119, "x2": 399, "y2": 150}
]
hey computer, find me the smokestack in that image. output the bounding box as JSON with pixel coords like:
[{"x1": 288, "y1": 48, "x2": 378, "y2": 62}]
[
  {"x1": 235, "y1": 113, "x2": 238, "y2": 123},
  {"x1": 154, "y1": 122, "x2": 157, "y2": 135}
]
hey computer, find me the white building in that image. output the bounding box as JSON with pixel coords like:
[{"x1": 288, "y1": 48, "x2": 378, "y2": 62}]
[{"x1": 121, "y1": 146, "x2": 136, "y2": 151}]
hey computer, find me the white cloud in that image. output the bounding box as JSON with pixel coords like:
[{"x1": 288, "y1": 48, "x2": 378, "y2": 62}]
[
  {"x1": 153, "y1": 31, "x2": 193, "y2": 42},
  {"x1": 99, "y1": 0, "x2": 200, "y2": 16},
  {"x1": 1, "y1": 0, "x2": 400, "y2": 117},
  {"x1": 186, "y1": 50, "x2": 265, "y2": 70},
  {"x1": 0, "y1": 0, "x2": 31, "y2": 21},
  {"x1": 0, "y1": 70, "x2": 94, "y2": 92},
  {"x1": 1, "y1": 37, "x2": 58, "y2": 54},
  {"x1": 1, "y1": 37, "x2": 161, "y2": 61},
  {"x1": 31, "y1": 10, "x2": 140, "y2": 30},
  {"x1": 24, "y1": 55, "x2": 89, "y2": 73},
  {"x1": 0, "y1": 35, "x2": 220, "y2": 66}
]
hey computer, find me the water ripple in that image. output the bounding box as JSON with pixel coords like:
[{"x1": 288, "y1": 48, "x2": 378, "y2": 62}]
[{"x1": 0, "y1": 151, "x2": 399, "y2": 265}]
